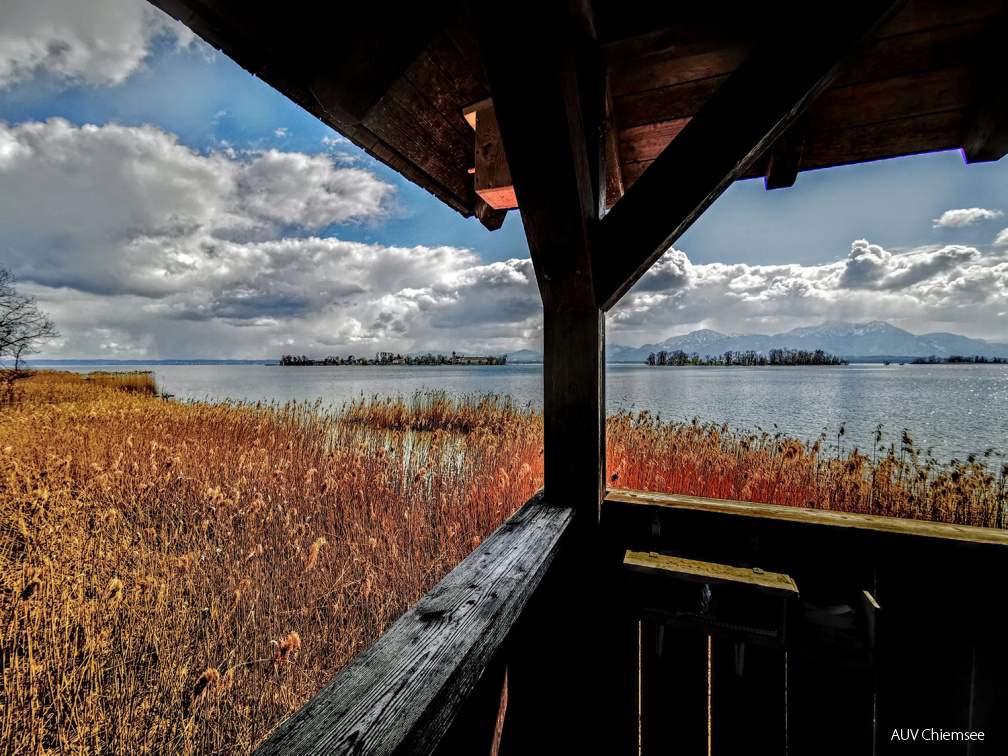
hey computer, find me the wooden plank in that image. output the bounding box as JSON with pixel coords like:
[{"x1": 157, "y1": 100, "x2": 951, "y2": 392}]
[
  {"x1": 624, "y1": 551, "x2": 799, "y2": 596},
  {"x1": 405, "y1": 32, "x2": 489, "y2": 141},
  {"x1": 809, "y1": 66, "x2": 973, "y2": 131},
  {"x1": 640, "y1": 622, "x2": 709, "y2": 754},
  {"x1": 614, "y1": 75, "x2": 726, "y2": 130},
  {"x1": 710, "y1": 639, "x2": 786, "y2": 754},
  {"x1": 605, "y1": 489, "x2": 1008, "y2": 547},
  {"x1": 443, "y1": 5, "x2": 490, "y2": 91},
  {"x1": 474, "y1": 106, "x2": 517, "y2": 210},
  {"x1": 595, "y1": 0, "x2": 908, "y2": 311},
  {"x1": 618, "y1": 118, "x2": 690, "y2": 164},
  {"x1": 604, "y1": 81, "x2": 625, "y2": 207},
  {"x1": 363, "y1": 77, "x2": 475, "y2": 208},
  {"x1": 462, "y1": 97, "x2": 493, "y2": 130},
  {"x1": 253, "y1": 491, "x2": 573, "y2": 756},
  {"x1": 191, "y1": 0, "x2": 457, "y2": 123},
  {"x1": 877, "y1": 0, "x2": 1006, "y2": 38},
  {"x1": 798, "y1": 110, "x2": 966, "y2": 172},
  {"x1": 600, "y1": 33, "x2": 753, "y2": 97},
  {"x1": 834, "y1": 18, "x2": 997, "y2": 87}
]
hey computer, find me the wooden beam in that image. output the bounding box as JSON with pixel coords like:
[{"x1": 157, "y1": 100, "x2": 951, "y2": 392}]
[
  {"x1": 253, "y1": 492, "x2": 572, "y2": 756},
  {"x1": 605, "y1": 488, "x2": 1008, "y2": 547},
  {"x1": 475, "y1": 4, "x2": 637, "y2": 753},
  {"x1": 473, "y1": 105, "x2": 517, "y2": 209},
  {"x1": 474, "y1": 0, "x2": 604, "y2": 513},
  {"x1": 594, "y1": 0, "x2": 908, "y2": 311},
  {"x1": 764, "y1": 117, "x2": 808, "y2": 190},
  {"x1": 961, "y1": 14, "x2": 1008, "y2": 163},
  {"x1": 604, "y1": 78, "x2": 625, "y2": 207},
  {"x1": 462, "y1": 97, "x2": 493, "y2": 130}
]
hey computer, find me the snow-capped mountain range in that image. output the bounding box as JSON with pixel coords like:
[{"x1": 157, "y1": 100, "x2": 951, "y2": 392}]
[{"x1": 604, "y1": 321, "x2": 1008, "y2": 363}]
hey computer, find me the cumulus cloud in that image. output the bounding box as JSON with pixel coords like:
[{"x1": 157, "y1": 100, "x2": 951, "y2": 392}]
[
  {"x1": 0, "y1": 118, "x2": 539, "y2": 358},
  {"x1": 0, "y1": 0, "x2": 198, "y2": 89},
  {"x1": 0, "y1": 119, "x2": 395, "y2": 296},
  {"x1": 26, "y1": 242, "x2": 541, "y2": 359},
  {"x1": 933, "y1": 208, "x2": 1003, "y2": 228},
  {"x1": 610, "y1": 240, "x2": 1008, "y2": 345},
  {"x1": 995, "y1": 228, "x2": 1008, "y2": 247}
]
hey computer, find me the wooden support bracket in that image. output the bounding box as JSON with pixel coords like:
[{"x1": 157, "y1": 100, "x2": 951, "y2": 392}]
[{"x1": 764, "y1": 118, "x2": 809, "y2": 190}]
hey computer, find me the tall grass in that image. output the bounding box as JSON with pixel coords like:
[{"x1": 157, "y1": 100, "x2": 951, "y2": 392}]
[
  {"x1": 607, "y1": 411, "x2": 1007, "y2": 527},
  {"x1": 84, "y1": 370, "x2": 160, "y2": 396},
  {"x1": 1, "y1": 373, "x2": 541, "y2": 754},
  {"x1": 2, "y1": 373, "x2": 1004, "y2": 754}
]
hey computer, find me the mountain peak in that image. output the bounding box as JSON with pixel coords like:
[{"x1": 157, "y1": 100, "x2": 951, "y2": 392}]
[{"x1": 606, "y1": 321, "x2": 1008, "y2": 362}]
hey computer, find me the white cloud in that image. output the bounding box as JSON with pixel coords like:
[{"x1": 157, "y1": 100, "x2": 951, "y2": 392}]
[
  {"x1": 609, "y1": 240, "x2": 1008, "y2": 345},
  {"x1": 933, "y1": 207, "x2": 1003, "y2": 228},
  {"x1": 995, "y1": 228, "x2": 1008, "y2": 246},
  {"x1": 0, "y1": 0, "x2": 198, "y2": 89},
  {"x1": 0, "y1": 119, "x2": 395, "y2": 296},
  {"x1": 275, "y1": 127, "x2": 287, "y2": 138}
]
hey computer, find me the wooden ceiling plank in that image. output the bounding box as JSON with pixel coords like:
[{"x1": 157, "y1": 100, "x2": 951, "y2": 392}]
[
  {"x1": 606, "y1": 41, "x2": 752, "y2": 97},
  {"x1": 802, "y1": 110, "x2": 966, "y2": 171},
  {"x1": 444, "y1": 5, "x2": 490, "y2": 91},
  {"x1": 876, "y1": 0, "x2": 1005, "y2": 38},
  {"x1": 613, "y1": 16, "x2": 990, "y2": 134},
  {"x1": 809, "y1": 66, "x2": 973, "y2": 131},
  {"x1": 595, "y1": 0, "x2": 909, "y2": 312},
  {"x1": 363, "y1": 77, "x2": 476, "y2": 208},
  {"x1": 614, "y1": 75, "x2": 726, "y2": 130},
  {"x1": 834, "y1": 19, "x2": 993, "y2": 87},
  {"x1": 618, "y1": 119, "x2": 691, "y2": 165},
  {"x1": 404, "y1": 32, "x2": 489, "y2": 142}
]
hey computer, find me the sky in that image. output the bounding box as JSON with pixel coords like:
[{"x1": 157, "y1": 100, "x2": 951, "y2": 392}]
[{"x1": 1, "y1": 0, "x2": 1006, "y2": 360}]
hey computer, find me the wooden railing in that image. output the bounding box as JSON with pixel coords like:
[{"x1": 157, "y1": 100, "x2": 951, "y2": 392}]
[
  {"x1": 606, "y1": 489, "x2": 1008, "y2": 755},
  {"x1": 254, "y1": 490, "x2": 573, "y2": 755},
  {"x1": 255, "y1": 488, "x2": 1008, "y2": 755}
]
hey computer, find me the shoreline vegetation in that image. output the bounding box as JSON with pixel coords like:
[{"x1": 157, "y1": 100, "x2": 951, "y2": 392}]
[
  {"x1": 911, "y1": 355, "x2": 1008, "y2": 364},
  {"x1": 646, "y1": 347, "x2": 847, "y2": 366},
  {"x1": 3, "y1": 371, "x2": 1006, "y2": 753},
  {"x1": 279, "y1": 351, "x2": 507, "y2": 367}
]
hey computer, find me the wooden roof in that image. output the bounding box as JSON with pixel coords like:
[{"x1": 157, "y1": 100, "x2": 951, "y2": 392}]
[{"x1": 149, "y1": 0, "x2": 1005, "y2": 231}]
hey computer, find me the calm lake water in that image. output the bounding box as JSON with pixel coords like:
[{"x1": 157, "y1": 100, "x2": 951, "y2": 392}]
[{"x1": 59, "y1": 363, "x2": 1008, "y2": 463}]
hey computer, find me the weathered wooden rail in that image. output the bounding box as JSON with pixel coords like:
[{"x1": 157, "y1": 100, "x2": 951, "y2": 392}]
[
  {"x1": 256, "y1": 488, "x2": 1008, "y2": 755},
  {"x1": 606, "y1": 489, "x2": 1008, "y2": 755},
  {"x1": 254, "y1": 490, "x2": 573, "y2": 755}
]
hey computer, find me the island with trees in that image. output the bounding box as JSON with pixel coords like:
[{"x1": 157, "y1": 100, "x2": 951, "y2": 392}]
[
  {"x1": 911, "y1": 355, "x2": 1007, "y2": 364},
  {"x1": 645, "y1": 348, "x2": 847, "y2": 366},
  {"x1": 279, "y1": 351, "x2": 507, "y2": 366}
]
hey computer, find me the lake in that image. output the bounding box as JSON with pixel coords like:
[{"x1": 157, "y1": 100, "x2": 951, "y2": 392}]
[{"x1": 57, "y1": 363, "x2": 1008, "y2": 463}]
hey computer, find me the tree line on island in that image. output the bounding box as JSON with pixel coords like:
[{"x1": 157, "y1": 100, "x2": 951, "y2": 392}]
[
  {"x1": 912, "y1": 355, "x2": 1007, "y2": 364},
  {"x1": 646, "y1": 348, "x2": 848, "y2": 366},
  {"x1": 279, "y1": 351, "x2": 507, "y2": 366}
]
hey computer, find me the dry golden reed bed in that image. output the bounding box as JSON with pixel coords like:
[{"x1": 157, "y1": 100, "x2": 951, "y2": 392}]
[
  {"x1": 2, "y1": 372, "x2": 541, "y2": 755},
  {"x1": 2, "y1": 371, "x2": 1005, "y2": 754}
]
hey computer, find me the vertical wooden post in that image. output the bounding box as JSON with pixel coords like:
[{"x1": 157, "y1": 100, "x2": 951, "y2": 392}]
[
  {"x1": 475, "y1": 2, "x2": 637, "y2": 752},
  {"x1": 543, "y1": 302, "x2": 605, "y2": 519}
]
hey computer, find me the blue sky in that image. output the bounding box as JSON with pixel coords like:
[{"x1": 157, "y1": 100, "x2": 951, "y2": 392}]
[{"x1": 1, "y1": 0, "x2": 1006, "y2": 360}]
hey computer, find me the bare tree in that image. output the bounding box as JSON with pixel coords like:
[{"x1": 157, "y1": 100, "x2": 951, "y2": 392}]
[{"x1": 1, "y1": 268, "x2": 58, "y2": 385}]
